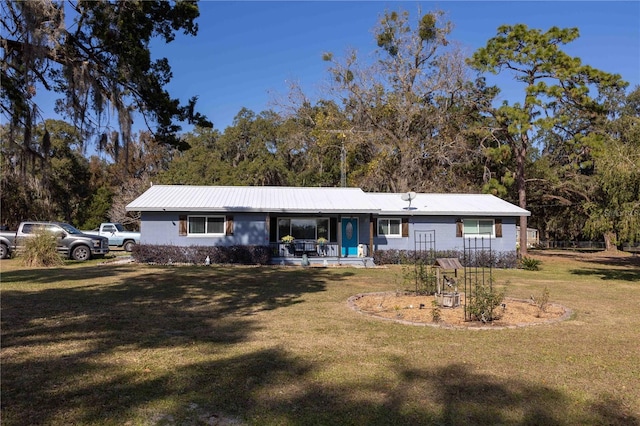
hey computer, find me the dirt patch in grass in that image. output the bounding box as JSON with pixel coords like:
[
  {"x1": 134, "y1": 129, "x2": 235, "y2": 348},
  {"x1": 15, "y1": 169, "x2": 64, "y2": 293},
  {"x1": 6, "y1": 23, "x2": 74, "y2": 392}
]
[{"x1": 349, "y1": 292, "x2": 571, "y2": 329}]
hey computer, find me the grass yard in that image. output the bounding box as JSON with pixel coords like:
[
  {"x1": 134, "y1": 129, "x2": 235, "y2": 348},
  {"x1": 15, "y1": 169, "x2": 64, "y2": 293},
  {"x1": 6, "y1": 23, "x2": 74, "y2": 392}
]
[{"x1": 1, "y1": 251, "x2": 639, "y2": 425}]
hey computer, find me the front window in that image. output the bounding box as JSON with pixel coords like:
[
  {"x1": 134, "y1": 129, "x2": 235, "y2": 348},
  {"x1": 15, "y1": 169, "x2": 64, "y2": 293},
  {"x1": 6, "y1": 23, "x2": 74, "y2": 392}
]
[
  {"x1": 464, "y1": 219, "x2": 494, "y2": 237},
  {"x1": 188, "y1": 216, "x2": 225, "y2": 235},
  {"x1": 291, "y1": 219, "x2": 316, "y2": 239},
  {"x1": 378, "y1": 218, "x2": 401, "y2": 237},
  {"x1": 278, "y1": 218, "x2": 330, "y2": 240}
]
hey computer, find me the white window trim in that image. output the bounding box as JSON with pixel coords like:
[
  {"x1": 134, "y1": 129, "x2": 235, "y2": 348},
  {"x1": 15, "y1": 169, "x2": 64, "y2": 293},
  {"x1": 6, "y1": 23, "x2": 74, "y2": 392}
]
[
  {"x1": 463, "y1": 218, "x2": 495, "y2": 238},
  {"x1": 187, "y1": 215, "x2": 225, "y2": 237},
  {"x1": 378, "y1": 218, "x2": 402, "y2": 238}
]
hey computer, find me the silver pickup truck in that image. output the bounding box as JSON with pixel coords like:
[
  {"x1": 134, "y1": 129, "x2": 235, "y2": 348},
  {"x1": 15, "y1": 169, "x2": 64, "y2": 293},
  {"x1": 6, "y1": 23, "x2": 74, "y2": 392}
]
[{"x1": 0, "y1": 221, "x2": 109, "y2": 261}]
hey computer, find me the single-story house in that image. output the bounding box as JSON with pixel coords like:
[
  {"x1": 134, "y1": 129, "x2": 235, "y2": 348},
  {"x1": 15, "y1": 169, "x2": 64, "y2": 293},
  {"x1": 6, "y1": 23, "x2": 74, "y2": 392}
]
[{"x1": 126, "y1": 185, "x2": 530, "y2": 265}]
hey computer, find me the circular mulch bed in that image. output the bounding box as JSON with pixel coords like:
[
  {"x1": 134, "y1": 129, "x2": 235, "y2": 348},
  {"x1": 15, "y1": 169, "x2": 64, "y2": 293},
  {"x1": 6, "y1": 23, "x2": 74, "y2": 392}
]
[{"x1": 348, "y1": 292, "x2": 572, "y2": 329}]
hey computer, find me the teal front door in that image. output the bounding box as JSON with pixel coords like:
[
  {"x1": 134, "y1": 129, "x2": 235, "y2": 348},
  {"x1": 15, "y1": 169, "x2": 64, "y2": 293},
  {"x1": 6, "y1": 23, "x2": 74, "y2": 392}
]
[{"x1": 341, "y1": 218, "x2": 358, "y2": 257}]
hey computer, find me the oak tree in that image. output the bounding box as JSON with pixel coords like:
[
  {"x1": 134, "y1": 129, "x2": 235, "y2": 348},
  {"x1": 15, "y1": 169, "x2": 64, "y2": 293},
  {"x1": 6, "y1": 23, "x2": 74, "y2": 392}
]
[
  {"x1": 1, "y1": 0, "x2": 211, "y2": 179},
  {"x1": 322, "y1": 9, "x2": 482, "y2": 192}
]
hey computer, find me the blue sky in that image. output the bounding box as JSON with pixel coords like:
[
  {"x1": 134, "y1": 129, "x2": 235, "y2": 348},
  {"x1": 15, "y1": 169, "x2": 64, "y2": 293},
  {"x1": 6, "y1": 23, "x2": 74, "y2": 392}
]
[
  {"x1": 158, "y1": 1, "x2": 640, "y2": 132},
  {"x1": 32, "y1": 1, "x2": 640, "y2": 134}
]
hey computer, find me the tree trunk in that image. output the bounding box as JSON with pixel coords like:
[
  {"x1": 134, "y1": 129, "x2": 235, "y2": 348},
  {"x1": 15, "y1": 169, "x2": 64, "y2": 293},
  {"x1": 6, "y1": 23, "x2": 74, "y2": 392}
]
[
  {"x1": 603, "y1": 231, "x2": 618, "y2": 252},
  {"x1": 516, "y1": 142, "x2": 528, "y2": 257},
  {"x1": 519, "y1": 215, "x2": 528, "y2": 257}
]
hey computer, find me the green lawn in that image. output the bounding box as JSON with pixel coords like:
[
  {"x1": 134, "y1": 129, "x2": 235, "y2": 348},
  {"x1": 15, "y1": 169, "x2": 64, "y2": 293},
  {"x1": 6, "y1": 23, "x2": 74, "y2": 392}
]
[{"x1": 1, "y1": 251, "x2": 639, "y2": 425}]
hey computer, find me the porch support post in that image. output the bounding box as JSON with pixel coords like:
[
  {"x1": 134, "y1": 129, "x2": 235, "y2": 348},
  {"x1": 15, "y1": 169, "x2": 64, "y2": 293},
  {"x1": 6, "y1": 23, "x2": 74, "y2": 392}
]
[
  {"x1": 338, "y1": 215, "x2": 342, "y2": 261},
  {"x1": 265, "y1": 213, "x2": 270, "y2": 244},
  {"x1": 369, "y1": 214, "x2": 374, "y2": 256}
]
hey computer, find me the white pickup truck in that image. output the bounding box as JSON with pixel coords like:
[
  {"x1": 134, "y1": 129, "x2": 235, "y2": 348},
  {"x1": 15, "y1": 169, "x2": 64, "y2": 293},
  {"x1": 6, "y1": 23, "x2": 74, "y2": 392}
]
[{"x1": 83, "y1": 223, "x2": 141, "y2": 252}]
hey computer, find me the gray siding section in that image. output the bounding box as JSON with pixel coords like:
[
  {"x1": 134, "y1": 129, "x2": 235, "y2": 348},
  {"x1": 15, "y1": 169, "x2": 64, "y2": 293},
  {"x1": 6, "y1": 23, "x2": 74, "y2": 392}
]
[
  {"x1": 373, "y1": 216, "x2": 517, "y2": 253},
  {"x1": 140, "y1": 212, "x2": 517, "y2": 253},
  {"x1": 140, "y1": 211, "x2": 267, "y2": 246}
]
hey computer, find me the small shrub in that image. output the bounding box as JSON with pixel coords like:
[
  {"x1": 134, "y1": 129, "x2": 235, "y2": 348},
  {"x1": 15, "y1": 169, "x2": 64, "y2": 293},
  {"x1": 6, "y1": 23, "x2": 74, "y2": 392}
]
[
  {"x1": 531, "y1": 286, "x2": 550, "y2": 317},
  {"x1": 394, "y1": 305, "x2": 403, "y2": 318},
  {"x1": 21, "y1": 231, "x2": 64, "y2": 267},
  {"x1": 467, "y1": 285, "x2": 505, "y2": 323},
  {"x1": 520, "y1": 256, "x2": 542, "y2": 271}
]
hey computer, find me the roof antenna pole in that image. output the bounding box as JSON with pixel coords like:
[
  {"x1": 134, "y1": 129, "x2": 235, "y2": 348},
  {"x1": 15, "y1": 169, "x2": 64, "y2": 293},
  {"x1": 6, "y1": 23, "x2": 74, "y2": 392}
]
[{"x1": 340, "y1": 140, "x2": 346, "y2": 188}]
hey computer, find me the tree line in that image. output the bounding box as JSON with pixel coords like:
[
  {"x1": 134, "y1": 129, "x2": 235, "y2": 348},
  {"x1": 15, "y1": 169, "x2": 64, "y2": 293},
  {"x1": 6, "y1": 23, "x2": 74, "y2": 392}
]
[{"x1": 2, "y1": 3, "x2": 638, "y2": 253}]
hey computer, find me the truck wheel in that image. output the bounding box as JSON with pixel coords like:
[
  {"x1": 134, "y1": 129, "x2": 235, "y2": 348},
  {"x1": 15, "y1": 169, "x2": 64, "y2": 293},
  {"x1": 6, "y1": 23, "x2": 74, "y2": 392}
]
[
  {"x1": 0, "y1": 243, "x2": 8, "y2": 259},
  {"x1": 71, "y1": 245, "x2": 91, "y2": 261},
  {"x1": 123, "y1": 240, "x2": 136, "y2": 252}
]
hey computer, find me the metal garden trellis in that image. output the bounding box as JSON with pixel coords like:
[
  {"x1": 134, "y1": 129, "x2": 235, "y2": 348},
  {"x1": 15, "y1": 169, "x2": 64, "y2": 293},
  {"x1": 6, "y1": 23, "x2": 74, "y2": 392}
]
[
  {"x1": 463, "y1": 235, "x2": 493, "y2": 321},
  {"x1": 413, "y1": 230, "x2": 437, "y2": 294}
]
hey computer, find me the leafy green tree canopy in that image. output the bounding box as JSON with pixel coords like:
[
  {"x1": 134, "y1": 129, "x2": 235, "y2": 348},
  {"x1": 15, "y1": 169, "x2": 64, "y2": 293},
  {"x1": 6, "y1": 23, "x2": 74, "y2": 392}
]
[
  {"x1": 584, "y1": 87, "x2": 640, "y2": 247},
  {"x1": 468, "y1": 24, "x2": 628, "y2": 253}
]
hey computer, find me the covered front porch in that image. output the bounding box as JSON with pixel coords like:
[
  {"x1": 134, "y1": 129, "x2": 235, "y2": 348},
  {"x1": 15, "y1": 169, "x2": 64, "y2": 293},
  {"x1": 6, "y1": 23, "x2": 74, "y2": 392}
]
[
  {"x1": 268, "y1": 241, "x2": 375, "y2": 267},
  {"x1": 268, "y1": 213, "x2": 374, "y2": 266}
]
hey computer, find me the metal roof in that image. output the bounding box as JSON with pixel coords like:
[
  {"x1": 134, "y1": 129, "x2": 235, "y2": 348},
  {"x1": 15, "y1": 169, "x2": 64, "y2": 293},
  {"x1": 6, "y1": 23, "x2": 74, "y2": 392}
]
[
  {"x1": 366, "y1": 192, "x2": 530, "y2": 216},
  {"x1": 126, "y1": 185, "x2": 530, "y2": 217},
  {"x1": 126, "y1": 185, "x2": 380, "y2": 213}
]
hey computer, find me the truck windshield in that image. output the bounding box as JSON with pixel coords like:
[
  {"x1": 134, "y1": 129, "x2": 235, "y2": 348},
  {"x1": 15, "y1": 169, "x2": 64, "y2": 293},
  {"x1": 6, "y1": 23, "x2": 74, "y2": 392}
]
[
  {"x1": 57, "y1": 223, "x2": 83, "y2": 234},
  {"x1": 114, "y1": 223, "x2": 125, "y2": 232}
]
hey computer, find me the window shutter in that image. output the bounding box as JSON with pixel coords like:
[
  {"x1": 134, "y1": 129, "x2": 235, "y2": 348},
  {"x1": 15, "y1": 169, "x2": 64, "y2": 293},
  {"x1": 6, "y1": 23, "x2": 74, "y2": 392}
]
[
  {"x1": 225, "y1": 215, "x2": 234, "y2": 236},
  {"x1": 269, "y1": 216, "x2": 278, "y2": 242},
  {"x1": 495, "y1": 219, "x2": 503, "y2": 238},
  {"x1": 179, "y1": 215, "x2": 187, "y2": 236},
  {"x1": 402, "y1": 218, "x2": 409, "y2": 237},
  {"x1": 373, "y1": 217, "x2": 378, "y2": 237},
  {"x1": 456, "y1": 218, "x2": 463, "y2": 238}
]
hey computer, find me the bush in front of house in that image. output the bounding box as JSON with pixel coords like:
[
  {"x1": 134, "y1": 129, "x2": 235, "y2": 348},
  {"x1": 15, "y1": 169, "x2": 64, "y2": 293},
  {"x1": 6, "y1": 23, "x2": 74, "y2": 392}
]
[
  {"x1": 131, "y1": 244, "x2": 272, "y2": 265},
  {"x1": 493, "y1": 251, "x2": 519, "y2": 269},
  {"x1": 373, "y1": 249, "x2": 432, "y2": 265},
  {"x1": 372, "y1": 249, "x2": 518, "y2": 269}
]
